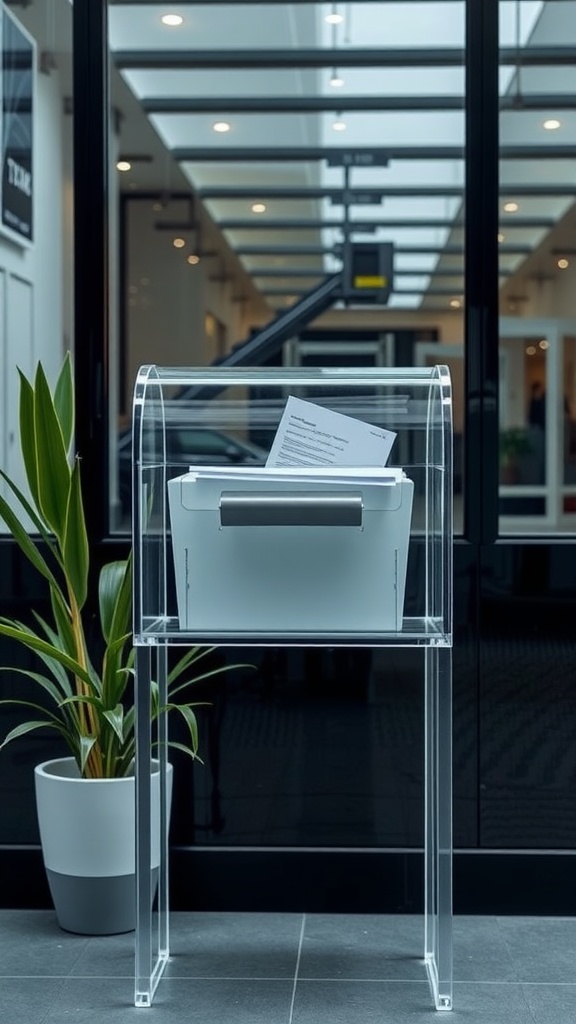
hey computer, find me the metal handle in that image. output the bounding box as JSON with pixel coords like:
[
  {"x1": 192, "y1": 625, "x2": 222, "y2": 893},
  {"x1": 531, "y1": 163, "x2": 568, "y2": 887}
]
[{"x1": 219, "y1": 490, "x2": 363, "y2": 527}]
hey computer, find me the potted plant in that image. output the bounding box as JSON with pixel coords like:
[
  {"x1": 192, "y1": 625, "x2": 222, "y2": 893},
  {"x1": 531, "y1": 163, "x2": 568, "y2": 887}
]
[
  {"x1": 0, "y1": 355, "x2": 237, "y2": 934},
  {"x1": 499, "y1": 426, "x2": 533, "y2": 485}
]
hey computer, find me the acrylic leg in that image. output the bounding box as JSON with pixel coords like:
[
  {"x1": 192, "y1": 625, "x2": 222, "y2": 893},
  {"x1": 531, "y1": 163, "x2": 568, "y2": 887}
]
[
  {"x1": 424, "y1": 645, "x2": 453, "y2": 1011},
  {"x1": 135, "y1": 644, "x2": 170, "y2": 1007}
]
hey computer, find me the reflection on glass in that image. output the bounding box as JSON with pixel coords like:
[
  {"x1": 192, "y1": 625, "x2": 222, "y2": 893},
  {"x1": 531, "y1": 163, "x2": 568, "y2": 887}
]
[
  {"x1": 499, "y1": 1, "x2": 576, "y2": 534},
  {"x1": 108, "y1": 3, "x2": 465, "y2": 534}
]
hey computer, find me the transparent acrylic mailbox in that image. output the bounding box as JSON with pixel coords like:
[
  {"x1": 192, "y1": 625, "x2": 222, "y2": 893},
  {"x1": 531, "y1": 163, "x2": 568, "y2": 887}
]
[{"x1": 132, "y1": 365, "x2": 453, "y2": 1009}]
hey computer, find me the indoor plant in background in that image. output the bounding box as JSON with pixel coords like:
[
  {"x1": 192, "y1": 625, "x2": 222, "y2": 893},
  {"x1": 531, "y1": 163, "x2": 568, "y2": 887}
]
[{"x1": 0, "y1": 355, "x2": 231, "y2": 934}]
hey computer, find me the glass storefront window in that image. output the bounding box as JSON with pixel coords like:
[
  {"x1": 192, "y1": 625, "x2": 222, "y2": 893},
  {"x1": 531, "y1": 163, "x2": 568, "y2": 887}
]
[
  {"x1": 498, "y1": 0, "x2": 576, "y2": 534},
  {"x1": 107, "y1": 2, "x2": 465, "y2": 533}
]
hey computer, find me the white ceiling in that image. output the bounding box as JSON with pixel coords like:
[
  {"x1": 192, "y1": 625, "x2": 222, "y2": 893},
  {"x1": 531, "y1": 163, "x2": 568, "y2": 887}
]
[{"x1": 108, "y1": 1, "x2": 576, "y2": 314}]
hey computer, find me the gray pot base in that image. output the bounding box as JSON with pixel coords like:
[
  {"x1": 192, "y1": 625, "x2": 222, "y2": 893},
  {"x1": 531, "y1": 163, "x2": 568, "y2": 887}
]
[{"x1": 46, "y1": 868, "x2": 159, "y2": 935}]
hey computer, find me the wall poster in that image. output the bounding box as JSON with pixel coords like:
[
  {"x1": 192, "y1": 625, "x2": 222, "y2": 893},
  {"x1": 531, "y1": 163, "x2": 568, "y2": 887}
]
[{"x1": 1, "y1": 3, "x2": 35, "y2": 247}]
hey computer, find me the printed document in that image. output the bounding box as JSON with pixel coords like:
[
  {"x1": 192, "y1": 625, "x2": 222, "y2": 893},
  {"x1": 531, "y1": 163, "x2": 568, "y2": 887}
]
[{"x1": 265, "y1": 395, "x2": 396, "y2": 468}]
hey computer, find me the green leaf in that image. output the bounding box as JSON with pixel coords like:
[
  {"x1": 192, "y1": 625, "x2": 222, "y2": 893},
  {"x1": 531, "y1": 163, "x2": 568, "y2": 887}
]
[
  {"x1": 162, "y1": 702, "x2": 199, "y2": 758},
  {"x1": 103, "y1": 704, "x2": 124, "y2": 743},
  {"x1": 108, "y1": 556, "x2": 132, "y2": 645},
  {"x1": 0, "y1": 486, "x2": 61, "y2": 591},
  {"x1": 101, "y1": 633, "x2": 131, "y2": 708},
  {"x1": 99, "y1": 560, "x2": 131, "y2": 645},
  {"x1": 0, "y1": 666, "x2": 71, "y2": 708},
  {"x1": 53, "y1": 352, "x2": 74, "y2": 455},
  {"x1": 30, "y1": 614, "x2": 76, "y2": 695},
  {"x1": 17, "y1": 369, "x2": 40, "y2": 509},
  {"x1": 33, "y1": 363, "x2": 71, "y2": 541},
  {"x1": 79, "y1": 735, "x2": 97, "y2": 774},
  {"x1": 49, "y1": 588, "x2": 76, "y2": 657},
  {"x1": 0, "y1": 719, "x2": 63, "y2": 749},
  {"x1": 0, "y1": 622, "x2": 93, "y2": 687},
  {"x1": 63, "y1": 459, "x2": 89, "y2": 609}
]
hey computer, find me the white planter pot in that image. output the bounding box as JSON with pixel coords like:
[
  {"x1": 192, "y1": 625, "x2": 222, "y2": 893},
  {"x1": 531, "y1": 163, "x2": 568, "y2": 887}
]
[{"x1": 34, "y1": 757, "x2": 172, "y2": 935}]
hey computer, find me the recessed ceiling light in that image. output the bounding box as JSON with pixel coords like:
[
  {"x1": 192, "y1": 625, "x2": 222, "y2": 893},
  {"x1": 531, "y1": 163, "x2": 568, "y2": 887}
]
[
  {"x1": 332, "y1": 117, "x2": 347, "y2": 131},
  {"x1": 558, "y1": 257, "x2": 570, "y2": 269},
  {"x1": 503, "y1": 201, "x2": 519, "y2": 213},
  {"x1": 161, "y1": 14, "x2": 183, "y2": 27},
  {"x1": 213, "y1": 121, "x2": 231, "y2": 133},
  {"x1": 539, "y1": 339, "x2": 549, "y2": 350},
  {"x1": 498, "y1": 233, "x2": 505, "y2": 243},
  {"x1": 187, "y1": 254, "x2": 200, "y2": 265},
  {"x1": 449, "y1": 299, "x2": 461, "y2": 309},
  {"x1": 543, "y1": 118, "x2": 561, "y2": 130},
  {"x1": 173, "y1": 237, "x2": 186, "y2": 249},
  {"x1": 116, "y1": 160, "x2": 131, "y2": 172},
  {"x1": 526, "y1": 345, "x2": 537, "y2": 356},
  {"x1": 325, "y1": 12, "x2": 343, "y2": 24},
  {"x1": 251, "y1": 203, "x2": 266, "y2": 214}
]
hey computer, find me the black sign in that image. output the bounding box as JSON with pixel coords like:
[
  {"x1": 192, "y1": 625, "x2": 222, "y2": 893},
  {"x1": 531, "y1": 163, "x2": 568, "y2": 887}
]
[
  {"x1": 329, "y1": 192, "x2": 383, "y2": 207},
  {"x1": 1, "y1": 5, "x2": 34, "y2": 246},
  {"x1": 343, "y1": 242, "x2": 394, "y2": 305},
  {"x1": 327, "y1": 150, "x2": 389, "y2": 168}
]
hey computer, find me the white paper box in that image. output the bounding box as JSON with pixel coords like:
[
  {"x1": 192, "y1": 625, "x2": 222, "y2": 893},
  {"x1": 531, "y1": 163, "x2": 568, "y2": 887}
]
[{"x1": 168, "y1": 469, "x2": 414, "y2": 636}]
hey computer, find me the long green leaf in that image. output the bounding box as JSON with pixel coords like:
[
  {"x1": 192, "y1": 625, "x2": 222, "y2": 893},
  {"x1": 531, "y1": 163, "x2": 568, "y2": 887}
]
[
  {"x1": 161, "y1": 702, "x2": 199, "y2": 757},
  {"x1": 49, "y1": 588, "x2": 76, "y2": 656},
  {"x1": 169, "y1": 663, "x2": 252, "y2": 701},
  {"x1": 101, "y1": 632, "x2": 131, "y2": 708},
  {"x1": 103, "y1": 704, "x2": 124, "y2": 743},
  {"x1": 53, "y1": 352, "x2": 74, "y2": 455},
  {"x1": 17, "y1": 370, "x2": 40, "y2": 509},
  {"x1": 0, "y1": 719, "x2": 68, "y2": 750},
  {"x1": 0, "y1": 622, "x2": 93, "y2": 687},
  {"x1": 31, "y1": 614, "x2": 75, "y2": 695},
  {"x1": 79, "y1": 735, "x2": 97, "y2": 774},
  {"x1": 167, "y1": 646, "x2": 214, "y2": 685},
  {"x1": 108, "y1": 555, "x2": 132, "y2": 645},
  {"x1": 0, "y1": 488, "x2": 61, "y2": 591},
  {"x1": 154, "y1": 740, "x2": 204, "y2": 765},
  {"x1": 99, "y1": 561, "x2": 130, "y2": 645},
  {"x1": 33, "y1": 363, "x2": 71, "y2": 541},
  {"x1": 63, "y1": 459, "x2": 89, "y2": 609},
  {"x1": 0, "y1": 666, "x2": 72, "y2": 708}
]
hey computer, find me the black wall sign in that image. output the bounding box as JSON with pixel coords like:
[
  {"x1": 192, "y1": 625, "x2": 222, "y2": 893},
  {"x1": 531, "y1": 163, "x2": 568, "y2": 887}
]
[{"x1": 1, "y1": 4, "x2": 34, "y2": 246}]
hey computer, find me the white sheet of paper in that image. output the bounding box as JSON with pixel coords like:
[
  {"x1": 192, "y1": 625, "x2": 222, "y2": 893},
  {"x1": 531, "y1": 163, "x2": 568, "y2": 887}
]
[
  {"x1": 185, "y1": 465, "x2": 402, "y2": 487},
  {"x1": 265, "y1": 395, "x2": 396, "y2": 468}
]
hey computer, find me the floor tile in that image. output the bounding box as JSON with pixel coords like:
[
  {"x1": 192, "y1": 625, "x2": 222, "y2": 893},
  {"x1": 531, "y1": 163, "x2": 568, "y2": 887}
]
[
  {"x1": 497, "y1": 917, "x2": 576, "y2": 983},
  {"x1": 0, "y1": 977, "x2": 68, "y2": 1024},
  {"x1": 299, "y1": 914, "x2": 425, "y2": 981},
  {"x1": 0, "y1": 909, "x2": 90, "y2": 976},
  {"x1": 521, "y1": 983, "x2": 576, "y2": 1023},
  {"x1": 164, "y1": 911, "x2": 303, "y2": 978},
  {"x1": 292, "y1": 979, "x2": 433, "y2": 1023},
  {"x1": 453, "y1": 915, "x2": 517, "y2": 982},
  {"x1": 42, "y1": 977, "x2": 294, "y2": 1023},
  {"x1": 452, "y1": 981, "x2": 538, "y2": 1021}
]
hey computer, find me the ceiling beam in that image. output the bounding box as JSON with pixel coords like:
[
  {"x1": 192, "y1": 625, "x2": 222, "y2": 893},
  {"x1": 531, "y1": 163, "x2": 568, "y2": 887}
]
[
  {"x1": 113, "y1": 47, "x2": 576, "y2": 71},
  {"x1": 237, "y1": 244, "x2": 530, "y2": 256},
  {"x1": 251, "y1": 268, "x2": 484, "y2": 279},
  {"x1": 175, "y1": 145, "x2": 576, "y2": 162},
  {"x1": 262, "y1": 288, "x2": 462, "y2": 297},
  {"x1": 144, "y1": 94, "x2": 576, "y2": 114},
  {"x1": 198, "y1": 185, "x2": 576, "y2": 199},
  {"x1": 219, "y1": 218, "x2": 551, "y2": 231},
  {"x1": 109, "y1": 1, "x2": 479, "y2": 5}
]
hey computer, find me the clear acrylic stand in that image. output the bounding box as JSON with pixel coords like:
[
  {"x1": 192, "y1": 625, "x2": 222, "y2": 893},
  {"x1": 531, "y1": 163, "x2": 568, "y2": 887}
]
[{"x1": 132, "y1": 365, "x2": 453, "y2": 1011}]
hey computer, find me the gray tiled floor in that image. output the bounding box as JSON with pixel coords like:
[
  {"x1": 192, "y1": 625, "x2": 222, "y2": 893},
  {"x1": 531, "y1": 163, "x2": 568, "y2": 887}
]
[{"x1": 1, "y1": 911, "x2": 575, "y2": 1022}]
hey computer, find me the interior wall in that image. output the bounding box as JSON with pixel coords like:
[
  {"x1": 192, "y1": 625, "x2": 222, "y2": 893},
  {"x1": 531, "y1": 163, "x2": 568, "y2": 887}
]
[
  {"x1": 124, "y1": 197, "x2": 268, "y2": 407},
  {"x1": 0, "y1": 1, "x2": 72, "y2": 515}
]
